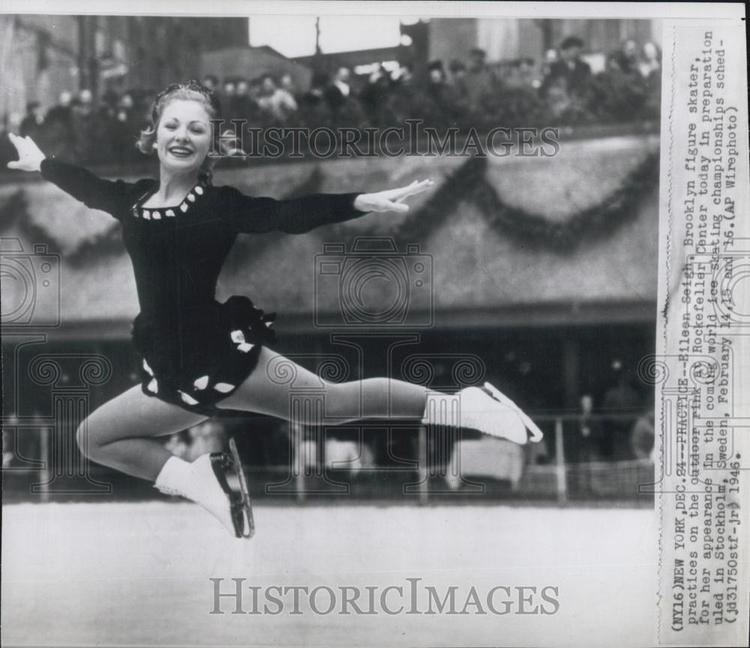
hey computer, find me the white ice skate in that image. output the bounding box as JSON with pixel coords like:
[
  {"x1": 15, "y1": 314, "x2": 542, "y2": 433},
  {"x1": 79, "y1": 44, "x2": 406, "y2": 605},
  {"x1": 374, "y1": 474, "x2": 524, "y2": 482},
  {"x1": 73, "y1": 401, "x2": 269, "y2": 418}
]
[
  {"x1": 481, "y1": 382, "x2": 544, "y2": 443},
  {"x1": 457, "y1": 382, "x2": 544, "y2": 445}
]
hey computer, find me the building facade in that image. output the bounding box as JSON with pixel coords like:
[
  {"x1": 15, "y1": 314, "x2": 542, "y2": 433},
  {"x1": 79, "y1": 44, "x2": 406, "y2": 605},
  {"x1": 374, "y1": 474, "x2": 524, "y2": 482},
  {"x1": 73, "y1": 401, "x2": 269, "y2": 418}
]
[{"x1": 0, "y1": 14, "x2": 248, "y2": 124}]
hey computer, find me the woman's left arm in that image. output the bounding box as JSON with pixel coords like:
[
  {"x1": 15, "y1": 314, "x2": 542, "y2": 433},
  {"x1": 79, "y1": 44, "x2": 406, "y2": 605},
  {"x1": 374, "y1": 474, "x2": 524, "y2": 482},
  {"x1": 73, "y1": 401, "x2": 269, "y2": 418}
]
[{"x1": 223, "y1": 179, "x2": 434, "y2": 234}]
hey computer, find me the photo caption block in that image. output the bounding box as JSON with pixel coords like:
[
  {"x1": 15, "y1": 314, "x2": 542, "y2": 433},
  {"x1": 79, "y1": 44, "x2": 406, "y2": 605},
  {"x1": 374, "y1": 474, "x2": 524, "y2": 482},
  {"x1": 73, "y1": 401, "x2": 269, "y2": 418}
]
[{"x1": 656, "y1": 17, "x2": 750, "y2": 647}]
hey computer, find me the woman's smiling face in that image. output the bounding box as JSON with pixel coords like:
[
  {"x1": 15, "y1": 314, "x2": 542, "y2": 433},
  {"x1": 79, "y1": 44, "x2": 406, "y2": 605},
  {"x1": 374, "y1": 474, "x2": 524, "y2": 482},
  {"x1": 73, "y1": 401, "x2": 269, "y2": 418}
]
[{"x1": 155, "y1": 99, "x2": 212, "y2": 174}]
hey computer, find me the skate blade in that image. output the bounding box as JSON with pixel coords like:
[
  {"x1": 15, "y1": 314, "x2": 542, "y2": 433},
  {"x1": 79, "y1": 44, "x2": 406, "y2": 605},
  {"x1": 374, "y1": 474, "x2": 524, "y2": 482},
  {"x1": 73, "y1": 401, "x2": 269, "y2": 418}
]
[
  {"x1": 210, "y1": 448, "x2": 255, "y2": 539},
  {"x1": 228, "y1": 438, "x2": 255, "y2": 538},
  {"x1": 482, "y1": 382, "x2": 544, "y2": 443}
]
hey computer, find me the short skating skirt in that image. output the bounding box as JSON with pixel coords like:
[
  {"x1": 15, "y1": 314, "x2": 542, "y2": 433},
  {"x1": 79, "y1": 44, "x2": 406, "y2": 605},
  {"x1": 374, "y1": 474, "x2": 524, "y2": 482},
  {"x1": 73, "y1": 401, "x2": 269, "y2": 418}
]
[{"x1": 130, "y1": 296, "x2": 277, "y2": 416}]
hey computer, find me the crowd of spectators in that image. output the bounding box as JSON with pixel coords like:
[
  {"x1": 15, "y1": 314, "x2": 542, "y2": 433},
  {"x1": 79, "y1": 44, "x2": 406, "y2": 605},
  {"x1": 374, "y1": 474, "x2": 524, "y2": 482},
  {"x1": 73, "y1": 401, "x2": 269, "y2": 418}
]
[
  {"x1": 1, "y1": 35, "x2": 661, "y2": 168},
  {"x1": 210, "y1": 36, "x2": 661, "y2": 131}
]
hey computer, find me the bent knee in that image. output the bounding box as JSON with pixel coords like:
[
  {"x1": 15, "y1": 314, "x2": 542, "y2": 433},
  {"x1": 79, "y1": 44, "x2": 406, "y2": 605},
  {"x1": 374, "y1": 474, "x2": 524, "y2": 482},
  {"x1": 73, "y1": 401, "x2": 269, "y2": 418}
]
[{"x1": 75, "y1": 420, "x2": 105, "y2": 459}]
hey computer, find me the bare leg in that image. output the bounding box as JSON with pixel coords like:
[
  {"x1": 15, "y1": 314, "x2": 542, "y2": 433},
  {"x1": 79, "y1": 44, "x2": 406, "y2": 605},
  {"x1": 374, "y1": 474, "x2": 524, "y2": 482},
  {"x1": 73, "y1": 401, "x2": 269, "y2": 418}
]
[
  {"x1": 77, "y1": 384, "x2": 207, "y2": 481},
  {"x1": 79, "y1": 349, "x2": 529, "y2": 485},
  {"x1": 216, "y1": 348, "x2": 530, "y2": 444},
  {"x1": 77, "y1": 348, "x2": 429, "y2": 484},
  {"x1": 216, "y1": 347, "x2": 434, "y2": 423},
  {"x1": 78, "y1": 385, "x2": 244, "y2": 536}
]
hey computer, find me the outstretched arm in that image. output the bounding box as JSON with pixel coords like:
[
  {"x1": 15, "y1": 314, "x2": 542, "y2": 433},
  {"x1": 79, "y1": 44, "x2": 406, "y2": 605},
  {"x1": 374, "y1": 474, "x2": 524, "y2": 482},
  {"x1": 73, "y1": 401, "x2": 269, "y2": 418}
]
[
  {"x1": 7, "y1": 133, "x2": 138, "y2": 217},
  {"x1": 224, "y1": 178, "x2": 434, "y2": 234}
]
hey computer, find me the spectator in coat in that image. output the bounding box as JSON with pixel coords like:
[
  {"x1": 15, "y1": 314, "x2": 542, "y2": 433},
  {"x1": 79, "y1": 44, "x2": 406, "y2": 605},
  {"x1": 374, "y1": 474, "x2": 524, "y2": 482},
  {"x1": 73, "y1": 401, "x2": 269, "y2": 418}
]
[
  {"x1": 576, "y1": 394, "x2": 602, "y2": 463},
  {"x1": 359, "y1": 64, "x2": 393, "y2": 126},
  {"x1": 639, "y1": 41, "x2": 662, "y2": 79},
  {"x1": 447, "y1": 59, "x2": 468, "y2": 93},
  {"x1": 630, "y1": 405, "x2": 655, "y2": 461},
  {"x1": 464, "y1": 47, "x2": 494, "y2": 111},
  {"x1": 542, "y1": 36, "x2": 592, "y2": 97},
  {"x1": 71, "y1": 89, "x2": 96, "y2": 162},
  {"x1": 617, "y1": 39, "x2": 641, "y2": 76},
  {"x1": 20, "y1": 101, "x2": 44, "y2": 138},
  {"x1": 601, "y1": 359, "x2": 643, "y2": 460},
  {"x1": 421, "y1": 59, "x2": 461, "y2": 123},
  {"x1": 232, "y1": 78, "x2": 255, "y2": 121},
  {"x1": 565, "y1": 394, "x2": 604, "y2": 495},
  {"x1": 44, "y1": 90, "x2": 74, "y2": 158},
  {"x1": 324, "y1": 66, "x2": 353, "y2": 114}
]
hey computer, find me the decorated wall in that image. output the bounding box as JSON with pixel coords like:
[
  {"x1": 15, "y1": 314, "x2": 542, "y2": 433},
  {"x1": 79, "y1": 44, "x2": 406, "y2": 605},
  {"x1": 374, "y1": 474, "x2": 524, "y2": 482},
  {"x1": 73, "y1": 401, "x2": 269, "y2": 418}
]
[{"x1": 0, "y1": 134, "x2": 659, "y2": 335}]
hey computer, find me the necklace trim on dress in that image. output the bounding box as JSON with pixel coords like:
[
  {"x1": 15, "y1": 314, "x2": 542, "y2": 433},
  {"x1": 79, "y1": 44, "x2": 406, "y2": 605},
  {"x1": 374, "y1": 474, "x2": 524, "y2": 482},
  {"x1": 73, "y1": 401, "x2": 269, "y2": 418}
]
[{"x1": 131, "y1": 181, "x2": 207, "y2": 220}]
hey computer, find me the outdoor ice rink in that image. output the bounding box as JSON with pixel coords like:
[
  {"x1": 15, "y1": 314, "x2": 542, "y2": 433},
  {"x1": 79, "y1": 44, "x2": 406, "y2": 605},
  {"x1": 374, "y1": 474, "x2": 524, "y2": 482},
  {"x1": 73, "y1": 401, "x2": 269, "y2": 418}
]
[{"x1": 3, "y1": 502, "x2": 655, "y2": 647}]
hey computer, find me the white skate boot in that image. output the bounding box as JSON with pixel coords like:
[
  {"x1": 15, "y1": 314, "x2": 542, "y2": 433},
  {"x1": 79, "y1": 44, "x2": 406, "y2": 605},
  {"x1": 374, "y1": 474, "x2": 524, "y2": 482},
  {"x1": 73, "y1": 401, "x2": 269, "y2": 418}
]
[
  {"x1": 155, "y1": 439, "x2": 254, "y2": 539},
  {"x1": 453, "y1": 382, "x2": 544, "y2": 445}
]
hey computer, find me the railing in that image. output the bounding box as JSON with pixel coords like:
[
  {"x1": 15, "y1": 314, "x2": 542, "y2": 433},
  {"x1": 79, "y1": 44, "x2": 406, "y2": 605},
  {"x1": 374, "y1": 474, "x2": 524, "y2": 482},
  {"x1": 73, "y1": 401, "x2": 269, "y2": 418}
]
[
  {"x1": 284, "y1": 412, "x2": 653, "y2": 505},
  {"x1": 2, "y1": 412, "x2": 654, "y2": 505}
]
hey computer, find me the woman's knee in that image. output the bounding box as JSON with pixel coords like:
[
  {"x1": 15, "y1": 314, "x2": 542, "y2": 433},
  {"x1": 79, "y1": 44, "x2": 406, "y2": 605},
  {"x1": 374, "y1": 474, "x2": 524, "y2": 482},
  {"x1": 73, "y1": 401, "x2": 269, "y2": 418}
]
[
  {"x1": 75, "y1": 419, "x2": 98, "y2": 459},
  {"x1": 75, "y1": 415, "x2": 113, "y2": 460}
]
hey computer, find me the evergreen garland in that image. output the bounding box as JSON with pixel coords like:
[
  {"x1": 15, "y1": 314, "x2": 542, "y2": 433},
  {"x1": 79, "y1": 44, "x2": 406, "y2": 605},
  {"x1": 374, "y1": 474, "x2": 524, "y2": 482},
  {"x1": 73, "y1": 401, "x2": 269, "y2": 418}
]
[
  {"x1": 476, "y1": 151, "x2": 660, "y2": 252},
  {"x1": 0, "y1": 190, "x2": 62, "y2": 257},
  {"x1": 69, "y1": 222, "x2": 124, "y2": 266},
  {"x1": 332, "y1": 151, "x2": 659, "y2": 253},
  {"x1": 0, "y1": 151, "x2": 660, "y2": 263}
]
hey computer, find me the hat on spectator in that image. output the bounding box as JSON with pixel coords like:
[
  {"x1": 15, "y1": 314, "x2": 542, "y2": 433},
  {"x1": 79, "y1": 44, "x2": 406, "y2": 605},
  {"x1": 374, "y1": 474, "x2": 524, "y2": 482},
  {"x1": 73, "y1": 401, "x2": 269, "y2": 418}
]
[
  {"x1": 469, "y1": 47, "x2": 487, "y2": 58},
  {"x1": 560, "y1": 36, "x2": 584, "y2": 50},
  {"x1": 427, "y1": 59, "x2": 445, "y2": 72}
]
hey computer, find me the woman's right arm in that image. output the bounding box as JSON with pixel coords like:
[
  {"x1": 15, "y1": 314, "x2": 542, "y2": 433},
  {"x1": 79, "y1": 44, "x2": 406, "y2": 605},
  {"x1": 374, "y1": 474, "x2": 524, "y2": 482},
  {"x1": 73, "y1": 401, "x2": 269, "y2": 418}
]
[{"x1": 7, "y1": 133, "x2": 135, "y2": 216}]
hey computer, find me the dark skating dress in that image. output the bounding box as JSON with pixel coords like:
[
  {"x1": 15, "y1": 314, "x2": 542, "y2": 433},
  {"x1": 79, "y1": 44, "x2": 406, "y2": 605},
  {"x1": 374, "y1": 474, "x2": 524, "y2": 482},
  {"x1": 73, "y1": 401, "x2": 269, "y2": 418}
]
[{"x1": 40, "y1": 157, "x2": 367, "y2": 416}]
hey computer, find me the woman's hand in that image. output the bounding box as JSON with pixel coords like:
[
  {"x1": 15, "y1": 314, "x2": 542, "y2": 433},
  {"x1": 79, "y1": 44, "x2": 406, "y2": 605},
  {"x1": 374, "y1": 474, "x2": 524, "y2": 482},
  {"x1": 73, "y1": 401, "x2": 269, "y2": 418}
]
[
  {"x1": 353, "y1": 179, "x2": 434, "y2": 214},
  {"x1": 6, "y1": 133, "x2": 46, "y2": 173}
]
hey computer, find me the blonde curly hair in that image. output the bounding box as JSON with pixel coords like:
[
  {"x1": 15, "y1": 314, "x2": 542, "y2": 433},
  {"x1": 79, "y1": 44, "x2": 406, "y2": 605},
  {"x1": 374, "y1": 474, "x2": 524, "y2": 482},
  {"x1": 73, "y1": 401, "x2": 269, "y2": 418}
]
[{"x1": 136, "y1": 80, "x2": 243, "y2": 183}]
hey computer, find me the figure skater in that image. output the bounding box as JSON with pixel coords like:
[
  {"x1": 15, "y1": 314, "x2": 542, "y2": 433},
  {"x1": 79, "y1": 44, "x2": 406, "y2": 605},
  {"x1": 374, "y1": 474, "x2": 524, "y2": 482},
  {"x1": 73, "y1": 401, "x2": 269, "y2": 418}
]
[{"x1": 7, "y1": 80, "x2": 542, "y2": 538}]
